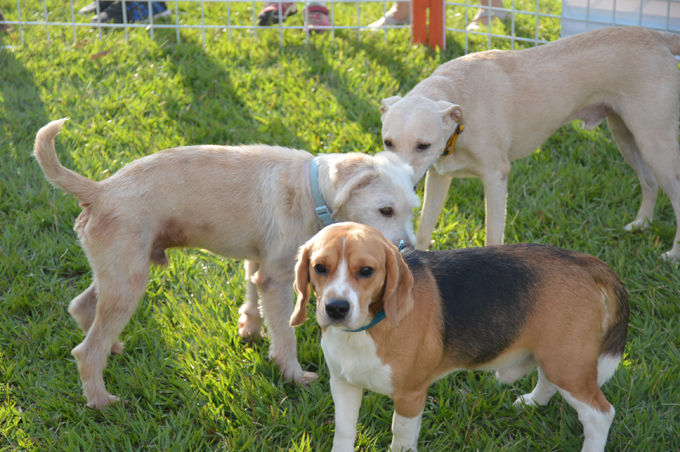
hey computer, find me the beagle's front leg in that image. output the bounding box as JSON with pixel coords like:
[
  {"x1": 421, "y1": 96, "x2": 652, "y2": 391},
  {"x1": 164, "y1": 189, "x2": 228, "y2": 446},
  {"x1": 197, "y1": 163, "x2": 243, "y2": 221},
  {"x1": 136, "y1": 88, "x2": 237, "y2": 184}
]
[
  {"x1": 330, "y1": 373, "x2": 363, "y2": 452},
  {"x1": 390, "y1": 390, "x2": 427, "y2": 451}
]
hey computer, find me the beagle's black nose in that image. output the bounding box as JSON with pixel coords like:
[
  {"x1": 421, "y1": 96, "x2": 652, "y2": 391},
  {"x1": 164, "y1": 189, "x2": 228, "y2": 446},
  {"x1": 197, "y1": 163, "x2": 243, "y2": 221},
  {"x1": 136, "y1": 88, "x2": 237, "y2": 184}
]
[{"x1": 326, "y1": 299, "x2": 350, "y2": 319}]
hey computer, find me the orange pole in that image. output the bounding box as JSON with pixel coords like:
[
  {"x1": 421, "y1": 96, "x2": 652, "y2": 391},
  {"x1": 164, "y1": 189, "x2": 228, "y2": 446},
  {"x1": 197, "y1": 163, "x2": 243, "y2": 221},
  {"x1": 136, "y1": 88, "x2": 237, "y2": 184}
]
[
  {"x1": 429, "y1": 0, "x2": 445, "y2": 50},
  {"x1": 412, "y1": 0, "x2": 429, "y2": 45},
  {"x1": 411, "y1": 0, "x2": 445, "y2": 50}
]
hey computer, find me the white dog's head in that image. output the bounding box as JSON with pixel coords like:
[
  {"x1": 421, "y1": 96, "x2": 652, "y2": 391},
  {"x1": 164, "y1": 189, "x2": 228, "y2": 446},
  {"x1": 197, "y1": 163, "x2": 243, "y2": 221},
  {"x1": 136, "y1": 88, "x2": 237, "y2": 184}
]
[
  {"x1": 319, "y1": 151, "x2": 420, "y2": 247},
  {"x1": 380, "y1": 95, "x2": 463, "y2": 184}
]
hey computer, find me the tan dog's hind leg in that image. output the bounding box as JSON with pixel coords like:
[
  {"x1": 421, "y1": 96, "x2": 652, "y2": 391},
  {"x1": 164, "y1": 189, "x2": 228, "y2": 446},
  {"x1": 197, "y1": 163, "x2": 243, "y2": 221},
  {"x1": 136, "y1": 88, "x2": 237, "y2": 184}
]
[
  {"x1": 416, "y1": 169, "x2": 453, "y2": 250},
  {"x1": 69, "y1": 284, "x2": 125, "y2": 355},
  {"x1": 253, "y1": 263, "x2": 318, "y2": 384},
  {"x1": 71, "y1": 260, "x2": 149, "y2": 409},
  {"x1": 622, "y1": 118, "x2": 680, "y2": 261},
  {"x1": 238, "y1": 260, "x2": 265, "y2": 341},
  {"x1": 608, "y1": 114, "x2": 658, "y2": 232},
  {"x1": 481, "y1": 163, "x2": 511, "y2": 246}
]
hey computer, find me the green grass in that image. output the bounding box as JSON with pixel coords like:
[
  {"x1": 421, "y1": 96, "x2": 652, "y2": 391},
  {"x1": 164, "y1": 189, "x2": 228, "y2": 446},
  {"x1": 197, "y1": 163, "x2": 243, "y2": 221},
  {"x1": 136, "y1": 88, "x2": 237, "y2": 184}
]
[{"x1": 1, "y1": 2, "x2": 679, "y2": 451}]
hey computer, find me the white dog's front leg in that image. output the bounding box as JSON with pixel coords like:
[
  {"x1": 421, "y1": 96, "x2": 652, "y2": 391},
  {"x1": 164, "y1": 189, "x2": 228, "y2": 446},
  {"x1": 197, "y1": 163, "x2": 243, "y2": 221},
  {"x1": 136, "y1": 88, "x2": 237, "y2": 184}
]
[
  {"x1": 416, "y1": 168, "x2": 453, "y2": 250},
  {"x1": 330, "y1": 373, "x2": 363, "y2": 452},
  {"x1": 255, "y1": 264, "x2": 317, "y2": 385},
  {"x1": 481, "y1": 165, "x2": 510, "y2": 246},
  {"x1": 390, "y1": 410, "x2": 423, "y2": 452}
]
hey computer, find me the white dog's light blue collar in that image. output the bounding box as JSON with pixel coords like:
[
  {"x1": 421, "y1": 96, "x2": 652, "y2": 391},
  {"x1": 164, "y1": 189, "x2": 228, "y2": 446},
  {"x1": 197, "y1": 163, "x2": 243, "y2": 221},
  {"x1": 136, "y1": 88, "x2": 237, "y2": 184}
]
[{"x1": 309, "y1": 157, "x2": 335, "y2": 227}]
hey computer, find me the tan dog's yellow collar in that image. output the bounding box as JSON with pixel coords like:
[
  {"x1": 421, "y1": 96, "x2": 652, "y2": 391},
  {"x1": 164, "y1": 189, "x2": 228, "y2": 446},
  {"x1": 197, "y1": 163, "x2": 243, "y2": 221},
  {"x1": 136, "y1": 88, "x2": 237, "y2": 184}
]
[{"x1": 442, "y1": 124, "x2": 465, "y2": 157}]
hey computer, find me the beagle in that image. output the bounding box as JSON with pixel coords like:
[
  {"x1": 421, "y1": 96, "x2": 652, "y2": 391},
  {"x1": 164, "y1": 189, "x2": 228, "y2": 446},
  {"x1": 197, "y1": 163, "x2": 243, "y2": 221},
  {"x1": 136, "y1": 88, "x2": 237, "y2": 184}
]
[
  {"x1": 33, "y1": 119, "x2": 419, "y2": 409},
  {"x1": 291, "y1": 222, "x2": 629, "y2": 452}
]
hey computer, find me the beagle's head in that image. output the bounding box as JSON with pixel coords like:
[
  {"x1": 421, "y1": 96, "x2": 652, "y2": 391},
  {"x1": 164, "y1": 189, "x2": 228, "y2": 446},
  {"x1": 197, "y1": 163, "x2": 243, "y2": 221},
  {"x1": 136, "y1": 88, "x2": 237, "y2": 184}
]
[{"x1": 290, "y1": 222, "x2": 414, "y2": 331}]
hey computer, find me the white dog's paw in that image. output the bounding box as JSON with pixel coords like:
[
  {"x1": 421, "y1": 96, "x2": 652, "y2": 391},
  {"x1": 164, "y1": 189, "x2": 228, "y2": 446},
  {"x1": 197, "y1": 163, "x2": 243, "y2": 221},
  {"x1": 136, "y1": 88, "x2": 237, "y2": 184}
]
[
  {"x1": 513, "y1": 394, "x2": 538, "y2": 410},
  {"x1": 294, "y1": 370, "x2": 319, "y2": 385},
  {"x1": 237, "y1": 306, "x2": 264, "y2": 342},
  {"x1": 110, "y1": 339, "x2": 125, "y2": 355},
  {"x1": 86, "y1": 392, "x2": 120, "y2": 410},
  {"x1": 624, "y1": 218, "x2": 651, "y2": 232}
]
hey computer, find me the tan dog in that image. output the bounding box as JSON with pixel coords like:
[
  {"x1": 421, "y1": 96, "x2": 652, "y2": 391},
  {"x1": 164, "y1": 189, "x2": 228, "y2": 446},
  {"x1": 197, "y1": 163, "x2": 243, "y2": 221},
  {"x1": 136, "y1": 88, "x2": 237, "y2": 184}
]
[
  {"x1": 380, "y1": 27, "x2": 680, "y2": 260},
  {"x1": 291, "y1": 222, "x2": 628, "y2": 452},
  {"x1": 33, "y1": 119, "x2": 419, "y2": 409}
]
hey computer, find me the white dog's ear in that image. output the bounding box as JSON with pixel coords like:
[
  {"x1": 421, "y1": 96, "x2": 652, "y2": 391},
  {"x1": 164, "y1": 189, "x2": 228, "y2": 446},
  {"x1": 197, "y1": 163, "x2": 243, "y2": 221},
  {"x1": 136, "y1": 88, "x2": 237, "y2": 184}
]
[
  {"x1": 383, "y1": 241, "x2": 414, "y2": 327},
  {"x1": 290, "y1": 243, "x2": 312, "y2": 327},
  {"x1": 436, "y1": 101, "x2": 463, "y2": 128},
  {"x1": 330, "y1": 156, "x2": 379, "y2": 210},
  {"x1": 380, "y1": 96, "x2": 402, "y2": 118}
]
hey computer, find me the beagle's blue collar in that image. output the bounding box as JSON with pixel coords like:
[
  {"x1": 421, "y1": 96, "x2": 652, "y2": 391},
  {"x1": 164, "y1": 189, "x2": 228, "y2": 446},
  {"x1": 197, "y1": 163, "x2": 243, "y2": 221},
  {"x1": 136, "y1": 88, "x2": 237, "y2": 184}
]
[
  {"x1": 309, "y1": 157, "x2": 335, "y2": 227},
  {"x1": 343, "y1": 241, "x2": 405, "y2": 333},
  {"x1": 343, "y1": 310, "x2": 386, "y2": 333}
]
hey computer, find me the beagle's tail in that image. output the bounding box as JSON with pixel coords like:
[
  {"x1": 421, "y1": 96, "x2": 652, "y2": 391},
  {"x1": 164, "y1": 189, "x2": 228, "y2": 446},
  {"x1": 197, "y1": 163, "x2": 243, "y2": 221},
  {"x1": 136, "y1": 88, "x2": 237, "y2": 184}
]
[
  {"x1": 589, "y1": 260, "x2": 629, "y2": 386},
  {"x1": 34, "y1": 119, "x2": 100, "y2": 206}
]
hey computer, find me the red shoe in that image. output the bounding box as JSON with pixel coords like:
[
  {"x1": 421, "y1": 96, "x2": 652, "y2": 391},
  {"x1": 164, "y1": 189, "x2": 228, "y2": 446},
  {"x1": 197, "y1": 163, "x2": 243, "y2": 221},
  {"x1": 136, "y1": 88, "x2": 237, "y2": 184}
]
[
  {"x1": 257, "y1": 2, "x2": 297, "y2": 26},
  {"x1": 305, "y1": 5, "x2": 330, "y2": 33}
]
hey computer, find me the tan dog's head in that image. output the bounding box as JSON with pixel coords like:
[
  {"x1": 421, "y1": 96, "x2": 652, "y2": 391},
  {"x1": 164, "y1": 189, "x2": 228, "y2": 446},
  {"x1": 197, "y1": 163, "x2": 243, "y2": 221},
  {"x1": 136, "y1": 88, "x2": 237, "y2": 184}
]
[
  {"x1": 380, "y1": 96, "x2": 463, "y2": 184},
  {"x1": 322, "y1": 151, "x2": 420, "y2": 247},
  {"x1": 290, "y1": 222, "x2": 414, "y2": 330}
]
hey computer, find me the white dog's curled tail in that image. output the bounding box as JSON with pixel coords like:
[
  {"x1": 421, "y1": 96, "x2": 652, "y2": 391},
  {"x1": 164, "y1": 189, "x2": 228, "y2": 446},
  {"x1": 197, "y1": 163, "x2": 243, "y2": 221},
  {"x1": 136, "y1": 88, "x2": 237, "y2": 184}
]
[{"x1": 34, "y1": 118, "x2": 100, "y2": 206}]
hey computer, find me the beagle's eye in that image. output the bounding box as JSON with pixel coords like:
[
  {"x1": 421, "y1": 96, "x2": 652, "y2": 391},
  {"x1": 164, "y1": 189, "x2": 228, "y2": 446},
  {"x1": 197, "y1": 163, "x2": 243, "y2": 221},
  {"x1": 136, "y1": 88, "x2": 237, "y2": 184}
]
[
  {"x1": 416, "y1": 143, "x2": 431, "y2": 151},
  {"x1": 359, "y1": 267, "x2": 374, "y2": 277},
  {"x1": 379, "y1": 207, "x2": 394, "y2": 217},
  {"x1": 384, "y1": 139, "x2": 393, "y2": 148},
  {"x1": 314, "y1": 264, "x2": 328, "y2": 275}
]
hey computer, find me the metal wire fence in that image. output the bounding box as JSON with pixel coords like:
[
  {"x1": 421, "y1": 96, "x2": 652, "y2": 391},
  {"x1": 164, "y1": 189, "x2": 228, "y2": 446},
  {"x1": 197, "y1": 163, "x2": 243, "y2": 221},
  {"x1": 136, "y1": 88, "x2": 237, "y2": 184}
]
[{"x1": 0, "y1": 0, "x2": 678, "y2": 50}]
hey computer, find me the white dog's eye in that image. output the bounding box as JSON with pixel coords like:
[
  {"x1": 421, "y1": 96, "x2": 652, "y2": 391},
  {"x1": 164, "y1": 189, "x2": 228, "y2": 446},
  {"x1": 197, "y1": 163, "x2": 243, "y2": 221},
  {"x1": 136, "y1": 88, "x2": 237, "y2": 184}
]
[
  {"x1": 416, "y1": 143, "x2": 431, "y2": 151},
  {"x1": 314, "y1": 264, "x2": 328, "y2": 275},
  {"x1": 383, "y1": 139, "x2": 393, "y2": 148},
  {"x1": 358, "y1": 267, "x2": 374, "y2": 277},
  {"x1": 379, "y1": 207, "x2": 394, "y2": 217}
]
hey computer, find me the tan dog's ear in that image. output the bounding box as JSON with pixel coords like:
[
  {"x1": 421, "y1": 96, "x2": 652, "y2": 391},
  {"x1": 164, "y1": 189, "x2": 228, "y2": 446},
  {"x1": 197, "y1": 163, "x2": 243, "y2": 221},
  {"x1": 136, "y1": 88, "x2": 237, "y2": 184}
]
[
  {"x1": 436, "y1": 101, "x2": 463, "y2": 128},
  {"x1": 383, "y1": 242, "x2": 414, "y2": 327},
  {"x1": 330, "y1": 156, "x2": 379, "y2": 210},
  {"x1": 380, "y1": 96, "x2": 402, "y2": 118},
  {"x1": 290, "y1": 244, "x2": 312, "y2": 327}
]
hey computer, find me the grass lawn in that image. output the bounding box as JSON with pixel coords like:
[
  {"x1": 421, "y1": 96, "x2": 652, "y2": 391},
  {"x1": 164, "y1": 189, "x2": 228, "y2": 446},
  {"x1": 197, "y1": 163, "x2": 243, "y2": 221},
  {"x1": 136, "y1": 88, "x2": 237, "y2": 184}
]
[{"x1": 1, "y1": 1, "x2": 679, "y2": 451}]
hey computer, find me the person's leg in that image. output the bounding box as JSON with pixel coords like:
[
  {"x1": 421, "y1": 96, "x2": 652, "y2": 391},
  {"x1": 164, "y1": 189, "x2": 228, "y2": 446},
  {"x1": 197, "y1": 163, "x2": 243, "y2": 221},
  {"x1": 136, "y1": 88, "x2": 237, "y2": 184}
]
[
  {"x1": 78, "y1": 1, "x2": 114, "y2": 16},
  {"x1": 467, "y1": 0, "x2": 507, "y2": 30},
  {"x1": 256, "y1": 1, "x2": 298, "y2": 26},
  {"x1": 305, "y1": 2, "x2": 330, "y2": 33},
  {"x1": 369, "y1": 2, "x2": 410, "y2": 28},
  {"x1": 91, "y1": 1, "x2": 170, "y2": 24}
]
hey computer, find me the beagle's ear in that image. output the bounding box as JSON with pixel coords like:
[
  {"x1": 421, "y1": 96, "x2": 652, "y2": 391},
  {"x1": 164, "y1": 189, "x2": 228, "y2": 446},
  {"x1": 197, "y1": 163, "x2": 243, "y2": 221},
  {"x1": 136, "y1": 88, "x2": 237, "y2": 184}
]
[
  {"x1": 290, "y1": 244, "x2": 312, "y2": 327},
  {"x1": 330, "y1": 156, "x2": 379, "y2": 210},
  {"x1": 383, "y1": 242, "x2": 414, "y2": 327},
  {"x1": 380, "y1": 96, "x2": 402, "y2": 118},
  {"x1": 436, "y1": 101, "x2": 463, "y2": 129}
]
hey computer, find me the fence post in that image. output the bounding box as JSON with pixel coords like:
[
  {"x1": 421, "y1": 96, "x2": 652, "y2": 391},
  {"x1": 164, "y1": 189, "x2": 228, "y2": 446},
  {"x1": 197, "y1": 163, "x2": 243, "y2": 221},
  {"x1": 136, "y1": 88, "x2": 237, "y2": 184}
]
[{"x1": 412, "y1": 0, "x2": 445, "y2": 50}]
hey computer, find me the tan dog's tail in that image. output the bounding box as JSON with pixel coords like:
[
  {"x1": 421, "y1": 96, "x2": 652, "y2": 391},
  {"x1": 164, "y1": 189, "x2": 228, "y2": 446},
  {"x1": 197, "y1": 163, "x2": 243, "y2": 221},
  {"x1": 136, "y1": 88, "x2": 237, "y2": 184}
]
[
  {"x1": 34, "y1": 119, "x2": 100, "y2": 206},
  {"x1": 590, "y1": 260, "x2": 629, "y2": 358},
  {"x1": 658, "y1": 30, "x2": 680, "y2": 56}
]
